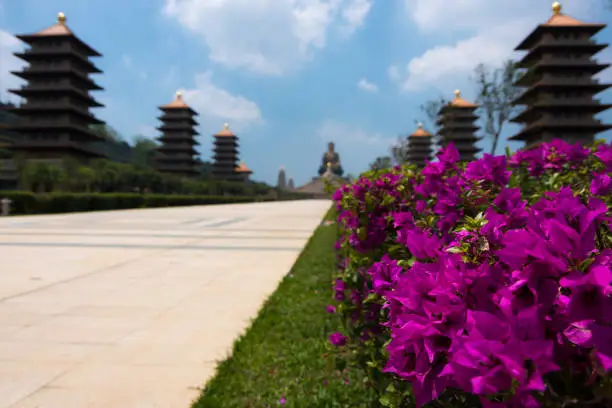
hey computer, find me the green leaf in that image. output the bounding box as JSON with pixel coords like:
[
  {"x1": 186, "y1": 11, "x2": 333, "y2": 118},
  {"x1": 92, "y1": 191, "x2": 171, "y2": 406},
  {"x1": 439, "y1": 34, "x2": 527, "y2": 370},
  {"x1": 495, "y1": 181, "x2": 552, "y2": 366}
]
[
  {"x1": 379, "y1": 395, "x2": 392, "y2": 407},
  {"x1": 578, "y1": 257, "x2": 594, "y2": 272},
  {"x1": 397, "y1": 258, "x2": 415, "y2": 267},
  {"x1": 335, "y1": 358, "x2": 347, "y2": 372}
]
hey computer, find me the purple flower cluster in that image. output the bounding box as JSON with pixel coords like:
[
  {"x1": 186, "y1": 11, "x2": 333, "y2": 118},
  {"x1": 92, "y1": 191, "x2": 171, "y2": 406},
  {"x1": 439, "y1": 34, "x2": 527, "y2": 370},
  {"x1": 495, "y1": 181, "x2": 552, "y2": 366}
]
[{"x1": 331, "y1": 140, "x2": 612, "y2": 407}]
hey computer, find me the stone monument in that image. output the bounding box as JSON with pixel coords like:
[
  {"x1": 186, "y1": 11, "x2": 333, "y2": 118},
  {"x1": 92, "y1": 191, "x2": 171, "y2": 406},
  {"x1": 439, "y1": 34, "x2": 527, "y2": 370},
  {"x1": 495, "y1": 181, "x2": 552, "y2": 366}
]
[
  {"x1": 297, "y1": 142, "x2": 348, "y2": 197},
  {"x1": 318, "y1": 142, "x2": 344, "y2": 176}
]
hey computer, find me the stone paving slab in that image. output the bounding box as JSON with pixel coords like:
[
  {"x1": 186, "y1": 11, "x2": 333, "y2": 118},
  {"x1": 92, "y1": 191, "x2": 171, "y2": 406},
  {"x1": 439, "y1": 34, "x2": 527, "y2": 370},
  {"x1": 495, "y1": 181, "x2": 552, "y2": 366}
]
[{"x1": 0, "y1": 199, "x2": 331, "y2": 408}]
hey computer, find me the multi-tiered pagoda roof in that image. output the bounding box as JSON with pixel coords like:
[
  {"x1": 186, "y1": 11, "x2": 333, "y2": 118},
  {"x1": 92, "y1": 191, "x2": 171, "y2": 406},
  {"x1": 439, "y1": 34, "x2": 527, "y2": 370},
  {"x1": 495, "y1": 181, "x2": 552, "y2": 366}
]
[
  {"x1": 406, "y1": 122, "x2": 434, "y2": 167},
  {"x1": 155, "y1": 91, "x2": 200, "y2": 177},
  {"x1": 7, "y1": 12, "x2": 107, "y2": 160},
  {"x1": 510, "y1": 1, "x2": 611, "y2": 147},
  {"x1": 437, "y1": 90, "x2": 482, "y2": 161},
  {"x1": 212, "y1": 123, "x2": 241, "y2": 181},
  {"x1": 235, "y1": 161, "x2": 253, "y2": 182}
]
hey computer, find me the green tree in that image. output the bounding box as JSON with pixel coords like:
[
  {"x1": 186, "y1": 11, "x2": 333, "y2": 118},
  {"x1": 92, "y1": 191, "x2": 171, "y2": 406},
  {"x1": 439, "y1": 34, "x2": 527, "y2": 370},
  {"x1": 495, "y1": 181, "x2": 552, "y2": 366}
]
[
  {"x1": 90, "y1": 159, "x2": 120, "y2": 192},
  {"x1": 473, "y1": 59, "x2": 521, "y2": 156},
  {"x1": 196, "y1": 159, "x2": 213, "y2": 179},
  {"x1": 131, "y1": 135, "x2": 158, "y2": 168},
  {"x1": 61, "y1": 157, "x2": 81, "y2": 191},
  {"x1": 77, "y1": 166, "x2": 96, "y2": 192},
  {"x1": 47, "y1": 164, "x2": 66, "y2": 191},
  {"x1": 22, "y1": 162, "x2": 66, "y2": 192},
  {"x1": 369, "y1": 156, "x2": 392, "y2": 171},
  {"x1": 417, "y1": 96, "x2": 447, "y2": 135},
  {"x1": 391, "y1": 135, "x2": 409, "y2": 165},
  {"x1": 90, "y1": 124, "x2": 125, "y2": 142}
]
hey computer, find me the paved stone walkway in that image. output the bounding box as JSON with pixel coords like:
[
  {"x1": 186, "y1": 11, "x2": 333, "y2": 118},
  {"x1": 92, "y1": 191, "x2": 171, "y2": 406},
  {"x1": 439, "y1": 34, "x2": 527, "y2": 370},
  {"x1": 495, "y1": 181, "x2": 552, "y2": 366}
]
[{"x1": 0, "y1": 200, "x2": 331, "y2": 408}]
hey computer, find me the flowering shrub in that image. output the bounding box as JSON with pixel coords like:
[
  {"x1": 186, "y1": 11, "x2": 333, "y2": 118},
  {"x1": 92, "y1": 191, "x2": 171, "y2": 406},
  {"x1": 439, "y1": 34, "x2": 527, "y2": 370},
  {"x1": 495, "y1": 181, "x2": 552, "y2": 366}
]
[{"x1": 330, "y1": 140, "x2": 612, "y2": 408}]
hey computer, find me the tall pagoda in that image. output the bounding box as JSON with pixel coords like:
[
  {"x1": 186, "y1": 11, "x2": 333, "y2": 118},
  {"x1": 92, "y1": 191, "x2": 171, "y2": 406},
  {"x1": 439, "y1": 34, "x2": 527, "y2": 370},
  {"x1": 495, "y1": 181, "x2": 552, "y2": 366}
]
[
  {"x1": 277, "y1": 166, "x2": 287, "y2": 189},
  {"x1": 7, "y1": 12, "x2": 107, "y2": 161},
  {"x1": 155, "y1": 91, "x2": 200, "y2": 177},
  {"x1": 437, "y1": 89, "x2": 481, "y2": 161},
  {"x1": 212, "y1": 123, "x2": 241, "y2": 181},
  {"x1": 510, "y1": 1, "x2": 611, "y2": 147},
  {"x1": 406, "y1": 122, "x2": 434, "y2": 167},
  {"x1": 235, "y1": 161, "x2": 253, "y2": 182}
]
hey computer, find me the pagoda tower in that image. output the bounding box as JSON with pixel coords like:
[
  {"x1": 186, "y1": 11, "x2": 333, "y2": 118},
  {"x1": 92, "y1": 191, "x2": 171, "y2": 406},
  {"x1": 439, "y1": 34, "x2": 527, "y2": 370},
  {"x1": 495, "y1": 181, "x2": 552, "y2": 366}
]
[
  {"x1": 510, "y1": 1, "x2": 611, "y2": 147},
  {"x1": 406, "y1": 122, "x2": 434, "y2": 167},
  {"x1": 277, "y1": 166, "x2": 287, "y2": 189},
  {"x1": 155, "y1": 91, "x2": 200, "y2": 177},
  {"x1": 235, "y1": 161, "x2": 253, "y2": 182},
  {"x1": 212, "y1": 123, "x2": 241, "y2": 181},
  {"x1": 437, "y1": 89, "x2": 481, "y2": 161},
  {"x1": 287, "y1": 176, "x2": 295, "y2": 190},
  {"x1": 7, "y1": 12, "x2": 107, "y2": 161}
]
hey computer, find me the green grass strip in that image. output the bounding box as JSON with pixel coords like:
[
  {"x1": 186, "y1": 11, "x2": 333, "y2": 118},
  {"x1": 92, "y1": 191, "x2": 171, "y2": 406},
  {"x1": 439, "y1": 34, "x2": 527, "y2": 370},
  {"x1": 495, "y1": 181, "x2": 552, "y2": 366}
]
[{"x1": 192, "y1": 207, "x2": 376, "y2": 408}]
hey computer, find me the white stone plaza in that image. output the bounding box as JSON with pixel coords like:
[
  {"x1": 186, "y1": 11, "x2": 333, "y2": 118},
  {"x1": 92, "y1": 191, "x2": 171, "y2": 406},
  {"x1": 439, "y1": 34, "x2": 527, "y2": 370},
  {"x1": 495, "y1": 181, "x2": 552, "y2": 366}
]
[{"x1": 0, "y1": 200, "x2": 330, "y2": 407}]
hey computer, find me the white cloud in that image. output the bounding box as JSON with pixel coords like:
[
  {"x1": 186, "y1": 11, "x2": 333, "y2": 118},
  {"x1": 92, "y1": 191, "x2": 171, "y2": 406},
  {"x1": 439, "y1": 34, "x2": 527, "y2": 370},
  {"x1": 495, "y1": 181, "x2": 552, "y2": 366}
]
[
  {"x1": 404, "y1": 0, "x2": 600, "y2": 33},
  {"x1": 339, "y1": 0, "x2": 373, "y2": 36},
  {"x1": 392, "y1": 21, "x2": 527, "y2": 93},
  {"x1": 317, "y1": 119, "x2": 389, "y2": 146},
  {"x1": 0, "y1": 29, "x2": 26, "y2": 102},
  {"x1": 180, "y1": 71, "x2": 263, "y2": 131},
  {"x1": 162, "y1": 0, "x2": 372, "y2": 75},
  {"x1": 392, "y1": 0, "x2": 607, "y2": 92},
  {"x1": 121, "y1": 54, "x2": 148, "y2": 80},
  {"x1": 357, "y1": 77, "x2": 378, "y2": 92}
]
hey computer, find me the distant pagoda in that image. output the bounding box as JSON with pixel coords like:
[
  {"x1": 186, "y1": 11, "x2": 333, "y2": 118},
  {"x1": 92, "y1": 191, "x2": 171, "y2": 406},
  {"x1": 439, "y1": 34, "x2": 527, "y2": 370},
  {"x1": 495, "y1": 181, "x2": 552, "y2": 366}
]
[
  {"x1": 212, "y1": 123, "x2": 241, "y2": 181},
  {"x1": 406, "y1": 122, "x2": 433, "y2": 167},
  {"x1": 235, "y1": 161, "x2": 253, "y2": 182},
  {"x1": 437, "y1": 89, "x2": 481, "y2": 161},
  {"x1": 155, "y1": 91, "x2": 200, "y2": 177},
  {"x1": 7, "y1": 12, "x2": 107, "y2": 161},
  {"x1": 510, "y1": 1, "x2": 611, "y2": 147},
  {"x1": 277, "y1": 166, "x2": 287, "y2": 189},
  {"x1": 287, "y1": 176, "x2": 295, "y2": 190}
]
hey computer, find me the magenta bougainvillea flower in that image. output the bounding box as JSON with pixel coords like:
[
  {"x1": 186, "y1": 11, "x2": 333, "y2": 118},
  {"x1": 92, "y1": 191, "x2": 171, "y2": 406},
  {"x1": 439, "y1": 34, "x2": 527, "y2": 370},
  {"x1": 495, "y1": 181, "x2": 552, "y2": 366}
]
[
  {"x1": 329, "y1": 332, "x2": 347, "y2": 347},
  {"x1": 329, "y1": 139, "x2": 612, "y2": 407}
]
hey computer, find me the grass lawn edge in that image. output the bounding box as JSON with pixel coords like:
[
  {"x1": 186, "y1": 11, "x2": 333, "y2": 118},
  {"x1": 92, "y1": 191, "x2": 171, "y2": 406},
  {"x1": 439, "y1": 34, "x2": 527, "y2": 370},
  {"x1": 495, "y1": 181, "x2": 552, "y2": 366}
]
[{"x1": 190, "y1": 206, "x2": 376, "y2": 408}]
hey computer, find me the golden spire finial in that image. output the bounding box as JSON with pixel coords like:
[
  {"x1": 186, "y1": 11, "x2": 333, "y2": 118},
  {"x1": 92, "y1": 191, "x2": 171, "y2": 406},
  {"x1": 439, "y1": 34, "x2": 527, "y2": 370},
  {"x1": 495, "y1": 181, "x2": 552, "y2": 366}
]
[
  {"x1": 454, "y1": 89, "x2": 461, "y2": 98},
  {"x1": 552, "y1": 1, "x2": 562, "y2": 15},
  {"x1": 57, "y1": 12, "x2": 66, "y2": 24},
  {"x1": 176, "y1": 91, "x2": 182, "y2": 99},
  {"x1": 224, "y1": 122, "x2": 229, "y2": 130},
  {"x1": 417, "y1": 122, "x2": 423, "y2": 128}
]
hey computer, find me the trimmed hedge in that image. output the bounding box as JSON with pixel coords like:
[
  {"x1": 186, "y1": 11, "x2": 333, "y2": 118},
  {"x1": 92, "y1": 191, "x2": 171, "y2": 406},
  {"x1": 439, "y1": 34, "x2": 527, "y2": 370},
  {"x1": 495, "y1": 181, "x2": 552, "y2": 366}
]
[{"x1": 0, "y1": 191, "x2": 277, "y2": 215}]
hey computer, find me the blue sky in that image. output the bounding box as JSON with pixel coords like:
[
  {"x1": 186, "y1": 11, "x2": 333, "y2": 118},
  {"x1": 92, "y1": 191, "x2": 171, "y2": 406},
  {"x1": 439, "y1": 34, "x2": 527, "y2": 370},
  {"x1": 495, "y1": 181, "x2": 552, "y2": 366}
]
[{"x1": 0, "y1": 0, "x2": 611, "y2": 186}]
